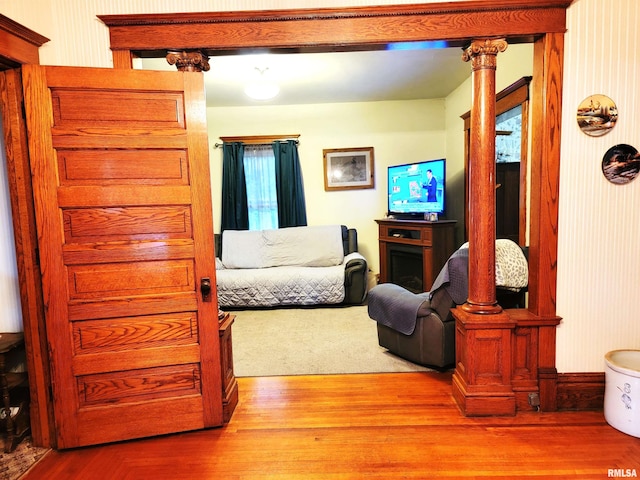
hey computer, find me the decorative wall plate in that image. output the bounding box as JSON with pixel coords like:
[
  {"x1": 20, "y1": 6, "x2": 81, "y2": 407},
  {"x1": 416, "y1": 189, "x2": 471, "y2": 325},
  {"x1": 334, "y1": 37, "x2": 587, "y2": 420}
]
[
  {"x1": 602, "y1": 144, "x2": 640, "y2": 184},
  {"x1": 577, "y1": 94, "x2": 618, "y2": 137}
]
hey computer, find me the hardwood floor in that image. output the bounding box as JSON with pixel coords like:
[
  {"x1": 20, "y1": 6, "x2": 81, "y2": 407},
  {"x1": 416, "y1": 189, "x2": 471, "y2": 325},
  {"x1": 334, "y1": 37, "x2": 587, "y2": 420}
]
[{"x1": 24, "y1": 372, "x2": 639, "y2": 479}]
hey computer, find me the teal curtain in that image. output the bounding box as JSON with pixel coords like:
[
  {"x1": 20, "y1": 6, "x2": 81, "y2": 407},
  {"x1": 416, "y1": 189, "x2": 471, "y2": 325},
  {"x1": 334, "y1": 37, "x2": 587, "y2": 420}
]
[
  {"x1": 221, "y1": 142, "x2": 249, "y2": 231},
  {"x1": 273, "y1": 140, "x2": 307, "y2": 228}
]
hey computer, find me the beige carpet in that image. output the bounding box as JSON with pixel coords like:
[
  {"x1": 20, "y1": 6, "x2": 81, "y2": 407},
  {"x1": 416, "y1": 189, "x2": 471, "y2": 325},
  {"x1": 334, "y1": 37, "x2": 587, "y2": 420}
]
[{"x1": 230, "y1": 305, "x2": 432, "y2": 377}]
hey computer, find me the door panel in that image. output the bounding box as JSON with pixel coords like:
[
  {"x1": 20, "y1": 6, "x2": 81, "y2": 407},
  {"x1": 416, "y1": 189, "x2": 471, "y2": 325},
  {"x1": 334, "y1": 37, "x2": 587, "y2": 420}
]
[{"x1": 21, "y1": 65, "x2": 221, "y2": 448}]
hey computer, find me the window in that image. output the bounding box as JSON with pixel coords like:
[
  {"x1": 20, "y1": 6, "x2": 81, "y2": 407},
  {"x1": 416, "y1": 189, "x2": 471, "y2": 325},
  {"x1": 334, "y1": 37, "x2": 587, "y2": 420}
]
[
  {"x1": 220, "y1": 134, "x2": 306, "y2": 232},
  {"x1": 243, "y1": 144, "x2": 278, "y2": 230}
]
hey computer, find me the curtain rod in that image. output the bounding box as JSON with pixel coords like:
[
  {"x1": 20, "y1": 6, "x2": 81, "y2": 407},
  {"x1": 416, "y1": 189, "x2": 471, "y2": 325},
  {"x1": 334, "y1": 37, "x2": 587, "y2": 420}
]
[{"x1": 214, "y1": 138, "x2": 300, "y2": 148}]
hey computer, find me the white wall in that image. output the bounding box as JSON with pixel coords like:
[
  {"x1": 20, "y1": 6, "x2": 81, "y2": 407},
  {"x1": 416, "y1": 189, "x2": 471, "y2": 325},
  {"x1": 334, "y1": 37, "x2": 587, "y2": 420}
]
[
  {"x1": 208, "y1": 99, "x2": 447, "y2": 275},
  {"x1": 1, "y1": 0, "x2": 638, "y2": 373},
  {"x1": 0, "y1": 116, "x2": 23, "y2": 332}
]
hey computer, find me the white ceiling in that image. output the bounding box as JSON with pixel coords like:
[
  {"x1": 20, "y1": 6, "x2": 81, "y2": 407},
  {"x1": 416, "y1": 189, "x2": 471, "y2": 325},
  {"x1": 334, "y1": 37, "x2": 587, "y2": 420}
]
[{"x1": 142, "y1": 46, "x2": 472, "y2": 107}]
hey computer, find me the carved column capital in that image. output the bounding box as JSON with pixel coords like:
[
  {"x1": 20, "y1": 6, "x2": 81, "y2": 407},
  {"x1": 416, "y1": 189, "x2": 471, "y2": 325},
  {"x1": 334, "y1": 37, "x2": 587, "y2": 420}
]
[
  {"x1": 166, "y1": 50, "x2": 210, "y2": 72},
  {"x1": 462, "y1": 38, "x2": 508, "y2": 70}
]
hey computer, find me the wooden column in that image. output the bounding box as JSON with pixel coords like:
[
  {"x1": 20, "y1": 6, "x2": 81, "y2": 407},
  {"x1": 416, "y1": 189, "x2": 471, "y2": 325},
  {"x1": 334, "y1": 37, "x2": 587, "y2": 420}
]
[
  {"x1": 461, "y1": 38, "x2": 506, "y2": 314},
  {"x1": 452, "y1": 39, "x2": 516, "y2": 417}
]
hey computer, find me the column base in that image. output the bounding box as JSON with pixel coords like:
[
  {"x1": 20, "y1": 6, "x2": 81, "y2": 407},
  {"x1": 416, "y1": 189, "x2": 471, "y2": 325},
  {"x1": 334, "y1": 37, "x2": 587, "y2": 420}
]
[
  {"x1": 452, "y1": 306, "x2": 516, "y2": 416},
  {"x1": 452, "y1": 369, "x2": 516, "y2": 416}
]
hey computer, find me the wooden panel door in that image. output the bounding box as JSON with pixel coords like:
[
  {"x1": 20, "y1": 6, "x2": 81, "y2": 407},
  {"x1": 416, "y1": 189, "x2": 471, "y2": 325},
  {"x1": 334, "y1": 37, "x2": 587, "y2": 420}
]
[{"x1": 21, "y1": 65, "x2": 221, "y2": 449}]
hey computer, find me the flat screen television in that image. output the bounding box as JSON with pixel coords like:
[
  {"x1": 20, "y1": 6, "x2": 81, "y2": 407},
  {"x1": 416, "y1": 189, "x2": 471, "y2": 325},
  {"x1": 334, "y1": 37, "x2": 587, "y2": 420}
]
[{"x1": 387, "y1": 158, "x2": 446, "y2": 217}]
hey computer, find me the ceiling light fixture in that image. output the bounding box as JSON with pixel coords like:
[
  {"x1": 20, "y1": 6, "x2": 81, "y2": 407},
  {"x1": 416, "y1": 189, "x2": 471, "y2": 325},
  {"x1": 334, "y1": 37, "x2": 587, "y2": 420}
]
[{"x1": 244, "y1": 67, "x2": 280, "y2": 100}]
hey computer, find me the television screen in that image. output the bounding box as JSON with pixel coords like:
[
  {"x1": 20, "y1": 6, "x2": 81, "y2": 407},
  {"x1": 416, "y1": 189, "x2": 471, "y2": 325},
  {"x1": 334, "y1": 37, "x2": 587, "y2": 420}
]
[{"x1": 388, "y1": 159, "x2": 446, "y2": 216}]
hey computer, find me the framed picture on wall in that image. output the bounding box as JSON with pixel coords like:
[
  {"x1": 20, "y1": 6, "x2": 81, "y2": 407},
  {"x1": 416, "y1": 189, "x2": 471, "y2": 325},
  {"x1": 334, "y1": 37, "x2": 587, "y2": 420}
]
[{"x1": 323, "y1": 147, "x2": 375, "y2": 191}]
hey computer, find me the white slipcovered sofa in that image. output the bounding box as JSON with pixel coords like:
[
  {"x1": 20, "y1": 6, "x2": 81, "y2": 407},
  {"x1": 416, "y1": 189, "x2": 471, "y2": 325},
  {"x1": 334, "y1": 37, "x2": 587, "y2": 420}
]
[{"x1": 215, "y1": 224, "x2": 367, "y2": 308}]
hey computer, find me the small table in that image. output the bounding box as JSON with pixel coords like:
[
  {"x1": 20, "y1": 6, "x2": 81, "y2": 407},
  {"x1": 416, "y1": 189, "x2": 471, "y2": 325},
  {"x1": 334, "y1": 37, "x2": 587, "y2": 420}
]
[{"x1": 0, "y1": 332, "x2": 30, "y2": 452}]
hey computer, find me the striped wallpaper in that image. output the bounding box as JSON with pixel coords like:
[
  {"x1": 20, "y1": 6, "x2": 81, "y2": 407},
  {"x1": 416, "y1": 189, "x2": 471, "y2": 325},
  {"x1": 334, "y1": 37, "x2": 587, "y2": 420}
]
[{"x1": 556, "y1": 0, "x2": 640, "y2": 371}]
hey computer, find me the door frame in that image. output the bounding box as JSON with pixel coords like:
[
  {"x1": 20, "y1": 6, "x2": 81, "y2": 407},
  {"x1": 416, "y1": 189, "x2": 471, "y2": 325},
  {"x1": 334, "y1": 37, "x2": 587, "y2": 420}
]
[
  {"x1": 100, "y1": 1, "x2": 567, "y2": 408},
  {"x1": 462, "y1": 76, "x2": 532, "y2": 245},
  {"x1": 2, "y1": 1, "x2": 569, "y2": 446},
  {"x1": 0, "y1": 14, "x2": 53, "y2": 446}
]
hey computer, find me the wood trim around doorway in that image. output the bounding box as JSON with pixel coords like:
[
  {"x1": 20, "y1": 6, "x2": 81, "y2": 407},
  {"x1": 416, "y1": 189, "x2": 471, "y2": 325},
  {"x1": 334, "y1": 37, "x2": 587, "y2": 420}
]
[
  {"x1": 98, "y1": 1, "x2": 567, "y2": 412},
  {"x1": 0, "y1": 16, "x2": 52, "y2": 447},
  {"x1": 99, "y1": 2, "x2": 570, "y2": 62}
]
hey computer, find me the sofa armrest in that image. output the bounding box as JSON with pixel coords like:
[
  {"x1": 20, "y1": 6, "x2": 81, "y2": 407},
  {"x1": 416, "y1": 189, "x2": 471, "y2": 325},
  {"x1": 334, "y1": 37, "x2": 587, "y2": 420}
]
[
  {"x1": 343, "y1": 252, "x2": 367, "y2": 304},
  {"x1": 344, "y1": 251, "x2": 365, "y2": 266}
]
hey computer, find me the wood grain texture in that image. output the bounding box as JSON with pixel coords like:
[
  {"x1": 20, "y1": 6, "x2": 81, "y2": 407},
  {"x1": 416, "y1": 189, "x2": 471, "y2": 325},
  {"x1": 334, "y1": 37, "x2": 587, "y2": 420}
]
[
  {"x1": 464, "y1": 40, "x2": 501, "y2": 312},
  {"x1": 557, "y1": 372, "x2": 606, "y2": 411},
  {"x1": 72, "y1": 312, "x2": 197, "y2": 353},
  {"x1": 529, "y1": 33, "x2": 564, "y2": 318},
  {"x1": 22, "y1": 372, "x2": 637, "y2": 480},
  {"x1": 0, "y1": 70, "x2": 53, "y2": 447},
  {"x1": 20, "y1": 65, "x2": 221, "y2": 448},
  {"x1": 57, "y1": 149, "x2": 189, "y2": 186},
  {"x1": 99, "y1": 2, "x2": 571, "y2": 52},
  {"x1": 0, "y1": 15, "x2": 49, "y2": 66},
  {"x1": 452, "y1": 308, "x2": 517, "y2": 416}
]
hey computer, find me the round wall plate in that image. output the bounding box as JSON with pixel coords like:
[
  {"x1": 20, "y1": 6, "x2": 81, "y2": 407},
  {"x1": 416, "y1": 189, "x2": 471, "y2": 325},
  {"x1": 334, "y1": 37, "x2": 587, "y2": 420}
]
[
  {"x1": 602, "y1": 144, "x2": 640, "y2": 184},
  {"x1": 577, "y1": 94, "x2": 618, "y2": 137}
]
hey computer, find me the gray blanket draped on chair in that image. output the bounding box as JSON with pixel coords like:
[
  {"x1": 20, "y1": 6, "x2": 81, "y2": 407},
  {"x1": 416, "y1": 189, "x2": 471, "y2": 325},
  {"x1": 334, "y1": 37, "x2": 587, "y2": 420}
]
[
  {"x1": 368, "y1": 248, "x2": 469, "y2": 335},
  {"x1": 367, "y1": 285, "x2": 431, "y2": 335}
]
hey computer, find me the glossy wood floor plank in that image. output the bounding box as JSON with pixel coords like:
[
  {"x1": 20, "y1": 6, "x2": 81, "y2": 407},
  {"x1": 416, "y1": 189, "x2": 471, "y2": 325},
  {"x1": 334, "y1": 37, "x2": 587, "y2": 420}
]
[{"x1": 23, "y1": 372, "x2": 640, "y2": 479}]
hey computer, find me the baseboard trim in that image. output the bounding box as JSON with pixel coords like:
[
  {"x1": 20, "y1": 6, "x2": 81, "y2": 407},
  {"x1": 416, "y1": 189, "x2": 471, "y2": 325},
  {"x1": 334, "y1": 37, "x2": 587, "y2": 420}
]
[{"x1": 556, "y1": 372, "x2": 605, "y2": 411}]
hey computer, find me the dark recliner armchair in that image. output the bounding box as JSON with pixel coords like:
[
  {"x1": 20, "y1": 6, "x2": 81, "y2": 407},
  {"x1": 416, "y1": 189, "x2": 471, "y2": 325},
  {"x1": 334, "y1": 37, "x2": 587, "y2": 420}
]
[{"x1": 368, "y1": 241, "x2": 528, "y2": 370}]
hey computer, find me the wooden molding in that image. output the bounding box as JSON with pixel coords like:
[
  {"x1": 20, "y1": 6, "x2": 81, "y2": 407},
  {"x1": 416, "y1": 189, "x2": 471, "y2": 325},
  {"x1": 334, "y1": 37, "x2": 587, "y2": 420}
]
[
  {"x1": 0, "y1": 18, "x2": 53, "y2": 447},
  {"x1": 557, "y1": 373, "x2": 605, "y2": 411},
  {"x1": 528, "y1": 33, "x2": 564, "y2": 317},
  {"x1": 99, "y1": 1, "x2": 573, "y2": 25},
  {"x1": 0, "y1": 14, "x2": 50, "y2": 68},
  {"x1": 98, "y1": 1, "x2": 571, "y2": 53}
]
